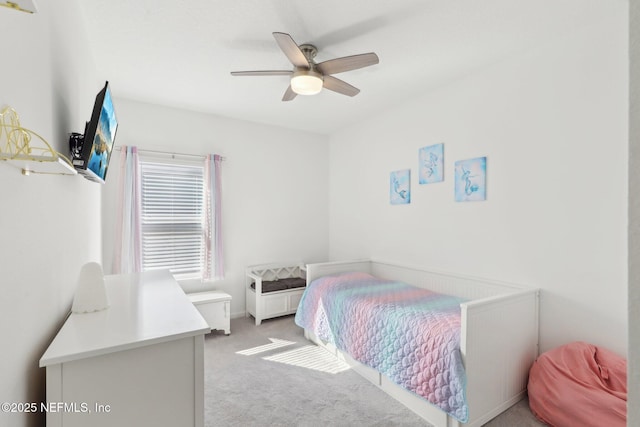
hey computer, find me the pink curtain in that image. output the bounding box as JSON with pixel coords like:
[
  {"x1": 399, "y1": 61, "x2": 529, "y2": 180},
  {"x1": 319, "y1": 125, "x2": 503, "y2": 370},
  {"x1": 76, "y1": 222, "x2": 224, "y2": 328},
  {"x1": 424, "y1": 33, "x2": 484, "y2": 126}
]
[
  {"x1": 204, "y1": 154, "x2": 224, "y2": 280},
  {"x1": 112, "y1": 146, "x2": 142, "y2": 274}
]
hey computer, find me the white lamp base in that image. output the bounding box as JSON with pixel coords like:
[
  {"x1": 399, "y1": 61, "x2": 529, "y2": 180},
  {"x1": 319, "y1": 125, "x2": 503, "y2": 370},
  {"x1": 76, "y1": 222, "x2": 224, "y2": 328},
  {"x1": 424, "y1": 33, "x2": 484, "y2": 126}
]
[{"x1": 72, "y1": 262, "x2": 109, "y2": 314}]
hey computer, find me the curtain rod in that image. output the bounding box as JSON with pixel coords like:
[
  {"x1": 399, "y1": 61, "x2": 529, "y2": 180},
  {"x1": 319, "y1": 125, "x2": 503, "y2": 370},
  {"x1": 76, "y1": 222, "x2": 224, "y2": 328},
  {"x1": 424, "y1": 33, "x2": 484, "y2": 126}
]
[{"x1": 113, "y1": 146, "x2": 226, "y2": 161}]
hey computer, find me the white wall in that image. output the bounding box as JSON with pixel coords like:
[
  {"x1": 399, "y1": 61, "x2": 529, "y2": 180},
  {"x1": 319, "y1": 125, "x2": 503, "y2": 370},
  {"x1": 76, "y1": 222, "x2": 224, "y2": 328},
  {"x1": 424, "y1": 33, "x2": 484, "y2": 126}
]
[
  {"x1": 328, "y1": 7, "x2": 628, "y2": 355},
  {"x1": 629, "y1": 0, "x2": 639, "y2": 425},
  {"x1": 0, "y1": 2, "x2": 103, "y2": 426},
  {"x1": 101, "y1": 99, "x2": 329, "y2": 317}
]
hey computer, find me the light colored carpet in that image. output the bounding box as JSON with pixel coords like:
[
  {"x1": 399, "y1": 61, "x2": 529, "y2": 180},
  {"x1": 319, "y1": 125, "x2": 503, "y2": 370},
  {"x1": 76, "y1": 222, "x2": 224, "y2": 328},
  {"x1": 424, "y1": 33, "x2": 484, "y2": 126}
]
[{"x1": 204, "y1": 315, "x2": 547, "y2": 427}]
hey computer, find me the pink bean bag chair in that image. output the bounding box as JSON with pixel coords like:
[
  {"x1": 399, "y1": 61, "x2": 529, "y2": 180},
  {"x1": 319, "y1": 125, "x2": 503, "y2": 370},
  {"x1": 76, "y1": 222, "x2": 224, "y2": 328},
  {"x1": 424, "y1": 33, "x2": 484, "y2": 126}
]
[{"x1": 527, "y1": 341, "x2": 627, "y2": 427}]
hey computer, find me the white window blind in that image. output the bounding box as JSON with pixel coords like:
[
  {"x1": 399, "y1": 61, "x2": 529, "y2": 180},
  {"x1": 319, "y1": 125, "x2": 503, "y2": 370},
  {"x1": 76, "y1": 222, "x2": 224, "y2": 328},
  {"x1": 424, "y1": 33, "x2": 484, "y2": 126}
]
[{"x1": 139, "y1": 160, "x2": 206, "y2": 279}]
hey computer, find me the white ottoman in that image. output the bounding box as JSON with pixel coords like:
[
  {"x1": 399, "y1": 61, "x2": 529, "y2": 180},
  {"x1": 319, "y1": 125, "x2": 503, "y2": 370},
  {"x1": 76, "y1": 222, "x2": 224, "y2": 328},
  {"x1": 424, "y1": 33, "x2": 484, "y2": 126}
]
[{"x1": 188, "y1": 291, "x2": 232, "y2": 334}]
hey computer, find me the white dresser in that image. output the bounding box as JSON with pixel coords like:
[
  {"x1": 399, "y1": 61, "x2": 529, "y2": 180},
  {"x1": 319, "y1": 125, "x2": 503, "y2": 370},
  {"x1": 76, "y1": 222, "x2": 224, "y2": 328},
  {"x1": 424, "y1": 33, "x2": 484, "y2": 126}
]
[{"x1": 39, "y1": 270, "x2": 210, "y2": 427}]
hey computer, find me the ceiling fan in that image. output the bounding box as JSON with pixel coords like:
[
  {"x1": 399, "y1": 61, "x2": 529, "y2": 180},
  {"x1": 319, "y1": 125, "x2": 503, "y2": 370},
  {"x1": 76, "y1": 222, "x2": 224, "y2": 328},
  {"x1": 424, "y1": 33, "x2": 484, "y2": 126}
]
[{"x1": 231, "y1": 32, "x2": 379, "y2": 101}]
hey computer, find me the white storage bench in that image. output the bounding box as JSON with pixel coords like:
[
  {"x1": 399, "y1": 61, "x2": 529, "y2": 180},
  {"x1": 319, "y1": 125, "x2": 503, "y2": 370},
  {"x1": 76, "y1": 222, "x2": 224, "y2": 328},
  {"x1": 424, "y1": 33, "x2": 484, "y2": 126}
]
[
  {"x1": 188, "y1": 291, "x2": 232, "y2": 335},
  {"x1": 245, "y1": 262, "x2": 306, "y2": 325}
]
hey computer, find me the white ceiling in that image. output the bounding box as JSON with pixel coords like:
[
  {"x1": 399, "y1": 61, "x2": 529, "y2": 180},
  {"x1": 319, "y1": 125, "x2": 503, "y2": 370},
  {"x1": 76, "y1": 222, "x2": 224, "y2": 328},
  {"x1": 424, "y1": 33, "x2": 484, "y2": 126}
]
[{"x1": 77, "y1": 0, "x2": 611, "y2": 135}]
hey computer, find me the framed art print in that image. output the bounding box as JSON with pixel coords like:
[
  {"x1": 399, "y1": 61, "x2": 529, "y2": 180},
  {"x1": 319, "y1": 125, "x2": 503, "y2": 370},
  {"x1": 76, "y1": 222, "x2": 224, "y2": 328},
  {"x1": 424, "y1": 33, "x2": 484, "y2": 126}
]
[
  {"x1": 419, "y1": 143, "x2": 444, "y2": 184},
  {"x1": 390, "y1": 169, "x2": 411, "y2": 205},
  {"x1": 454, "y1": 157, "x2": 486, "y2": 202}
]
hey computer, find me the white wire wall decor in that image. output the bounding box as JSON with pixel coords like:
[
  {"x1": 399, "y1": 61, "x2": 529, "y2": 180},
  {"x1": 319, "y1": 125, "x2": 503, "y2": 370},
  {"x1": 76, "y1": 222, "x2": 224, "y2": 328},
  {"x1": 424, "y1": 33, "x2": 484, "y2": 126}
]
[{"x1": 0, "y1": 107, "x2": 76, "y2": 175}]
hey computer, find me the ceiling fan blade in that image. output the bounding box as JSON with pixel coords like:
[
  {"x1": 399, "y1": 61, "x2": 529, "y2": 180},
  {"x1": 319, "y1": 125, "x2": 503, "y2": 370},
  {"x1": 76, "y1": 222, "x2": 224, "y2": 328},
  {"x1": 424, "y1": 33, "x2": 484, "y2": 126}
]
[
  {"x1": 231, "y1": 70, "x2": 292, "y2": 76},
  {"x1": 316, "y1": 52, "x2": 379, "y2": 75},
  {"x1": 323, "y1": 76, "x2": 360, "y2": 97},
  {"x1": 273, "y1": 32, "x2": 309, "y2": 68},
  {"x1": 282, "y1": 85, "x2": 297, "y2": 102}
]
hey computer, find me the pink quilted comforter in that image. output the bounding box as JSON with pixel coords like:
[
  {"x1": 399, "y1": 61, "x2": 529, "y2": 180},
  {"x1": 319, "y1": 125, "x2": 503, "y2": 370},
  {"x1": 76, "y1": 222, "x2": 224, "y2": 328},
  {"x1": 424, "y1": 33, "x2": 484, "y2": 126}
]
[{"x1": 295, "y1": 271, "x2": 469, "y2": 422}]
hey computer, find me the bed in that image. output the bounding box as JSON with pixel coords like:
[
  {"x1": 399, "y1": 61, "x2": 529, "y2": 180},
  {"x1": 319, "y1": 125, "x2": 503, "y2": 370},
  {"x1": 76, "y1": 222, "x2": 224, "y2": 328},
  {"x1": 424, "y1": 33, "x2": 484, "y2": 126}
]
[{"x1": 295, "y1": 260, "x2": 539, "y2": 427}]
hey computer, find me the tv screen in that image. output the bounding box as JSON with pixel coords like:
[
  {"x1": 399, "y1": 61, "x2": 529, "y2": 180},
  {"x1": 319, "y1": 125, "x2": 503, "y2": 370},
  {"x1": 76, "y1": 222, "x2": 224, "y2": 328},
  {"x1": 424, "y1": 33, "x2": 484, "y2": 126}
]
[{"x1": 71, "y1": 81, "x2": 118, "y2": 183}]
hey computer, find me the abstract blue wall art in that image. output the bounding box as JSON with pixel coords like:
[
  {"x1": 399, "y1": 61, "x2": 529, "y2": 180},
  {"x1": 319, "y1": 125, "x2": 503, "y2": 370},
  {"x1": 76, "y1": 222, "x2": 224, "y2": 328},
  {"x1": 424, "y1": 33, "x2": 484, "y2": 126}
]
[
  {"x1": 419, "y1": 143, "x2": 444, "y2": 184},
  {"x1": 390, "y1": 169, "x2": 411, "y2": 205},
  {"x1": 454, "y1": 157, "x2": 486, "y2": 202}
]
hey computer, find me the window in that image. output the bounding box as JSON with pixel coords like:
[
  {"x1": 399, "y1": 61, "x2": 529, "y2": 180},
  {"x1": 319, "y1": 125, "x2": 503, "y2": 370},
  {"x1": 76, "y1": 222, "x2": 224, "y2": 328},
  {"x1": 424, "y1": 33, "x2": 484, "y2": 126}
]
[
  {"x1": 113, "y1": 147, "x2": 223, "y2": 280},
  {"x1": 139, "y1": 159, "x2": 207, "y2": 279}
]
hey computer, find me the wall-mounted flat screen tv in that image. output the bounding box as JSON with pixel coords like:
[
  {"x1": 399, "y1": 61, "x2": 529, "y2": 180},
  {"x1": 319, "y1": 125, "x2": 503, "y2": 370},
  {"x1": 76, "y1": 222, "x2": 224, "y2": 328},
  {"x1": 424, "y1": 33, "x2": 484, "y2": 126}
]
[{"x1": 70, "y1": 81, "x2": 118, "y2": 183}]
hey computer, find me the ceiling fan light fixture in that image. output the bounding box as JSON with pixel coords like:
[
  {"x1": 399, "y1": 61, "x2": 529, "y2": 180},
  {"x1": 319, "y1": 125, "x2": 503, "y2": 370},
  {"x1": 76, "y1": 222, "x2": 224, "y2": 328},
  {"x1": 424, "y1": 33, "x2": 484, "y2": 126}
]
[
  {"x1": 231, "y1": 32, "x2": 378, "y2": 101},
  {"x1": 291, "y1": 70, "x2": 323, "y2": 95}
]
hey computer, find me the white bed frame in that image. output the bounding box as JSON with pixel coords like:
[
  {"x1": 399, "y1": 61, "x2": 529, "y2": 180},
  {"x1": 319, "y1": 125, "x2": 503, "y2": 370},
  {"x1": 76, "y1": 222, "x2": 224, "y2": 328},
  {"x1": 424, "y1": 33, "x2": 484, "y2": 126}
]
[{"x1": 304, "y1": 260, "x2": 539, "y2": 427}]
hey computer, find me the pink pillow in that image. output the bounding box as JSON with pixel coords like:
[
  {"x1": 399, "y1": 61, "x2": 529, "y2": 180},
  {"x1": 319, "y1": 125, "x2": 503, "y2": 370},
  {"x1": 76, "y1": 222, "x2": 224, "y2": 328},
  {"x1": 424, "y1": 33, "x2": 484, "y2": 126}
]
[{"x1": 527, "y1": 341, "x2": 626, "y2": 427}]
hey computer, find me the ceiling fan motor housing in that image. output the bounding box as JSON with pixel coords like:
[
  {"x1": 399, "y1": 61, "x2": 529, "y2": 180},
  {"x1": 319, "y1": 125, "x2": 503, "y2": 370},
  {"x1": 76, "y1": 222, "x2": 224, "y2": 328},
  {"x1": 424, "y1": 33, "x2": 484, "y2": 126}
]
[{"x1": 298, "y1": 44, "x2": 318, "y2": 62}]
